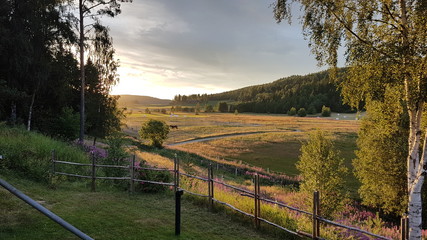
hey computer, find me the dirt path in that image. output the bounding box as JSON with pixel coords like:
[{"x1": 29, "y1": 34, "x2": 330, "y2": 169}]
[{"x1": 167, "y1": 130, "x2": 293, "y2": 147}]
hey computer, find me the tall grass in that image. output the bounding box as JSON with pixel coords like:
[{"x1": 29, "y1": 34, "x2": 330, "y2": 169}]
[{"x1": 0, "y1": 123, "x2": 89, "y2": 183}]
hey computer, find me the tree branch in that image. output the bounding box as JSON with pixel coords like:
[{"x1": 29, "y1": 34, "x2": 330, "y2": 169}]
[
  {"x1": 329, "y1": 10, "x2": 395, "y2": 60},
  {"x1": 83, "y1": 0, "x2": 114, "y2": 14}
]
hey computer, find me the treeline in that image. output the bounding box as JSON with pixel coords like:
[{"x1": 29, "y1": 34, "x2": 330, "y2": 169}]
[
  {"x1": 0, "y1": 1, "x2": 123, "y2": 141},
  {"x1": 173, "y1": 70, "x2": 354, "y2": 114}
]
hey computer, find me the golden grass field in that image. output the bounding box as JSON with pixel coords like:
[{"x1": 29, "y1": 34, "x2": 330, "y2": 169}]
[{"x1": 124, "y1": 110, "x2": 360, "y2": 182}]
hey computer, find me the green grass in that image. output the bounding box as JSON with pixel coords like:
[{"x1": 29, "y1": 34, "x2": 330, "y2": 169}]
[
  {"x1": 0, "y1": 124, "x2": 89, "y2": 183},
  {"x1": 0, "y1": 174, "x2": 286, "y2": 240},
  {"x1": 230, "y1": 132, "x2": 360, "y2": 195},
  {"x1": 229, "y1": 141, "x2": 301, "y2": 176}
]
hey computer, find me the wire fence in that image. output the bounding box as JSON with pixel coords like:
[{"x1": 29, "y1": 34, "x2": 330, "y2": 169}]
[{"x1": 51, "y1": 150, "x2": 403, "y2": 240}]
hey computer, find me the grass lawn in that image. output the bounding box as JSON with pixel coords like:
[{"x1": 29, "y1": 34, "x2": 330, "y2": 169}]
[{"x1": 0, "y1": 174, "x2": 286, "y2": 240}]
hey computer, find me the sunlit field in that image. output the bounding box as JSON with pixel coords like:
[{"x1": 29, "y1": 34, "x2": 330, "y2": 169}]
[{"x1": 124, "y1": 110, "x2": 360, "y2": 191}]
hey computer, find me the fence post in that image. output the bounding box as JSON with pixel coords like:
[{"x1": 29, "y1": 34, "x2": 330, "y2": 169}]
[
  {"x1": 176, "y1": 154, "x2": 180, "y2": 191},
  {"x1": 312, "y1": 191, "x2": 320, "y2": 239},
  {"x1": 208, "y1": 164, "x2": 214, "y2": 210},
  {"x1": 254, "y1": 173, "x2": 261, "y2": 228},
  {"x1": 175, "y1": 190, "x2": 184, "y2": 235},
  {"x1": 91, "y1": 154, "x2": 96, "y2": 192},
  {"x1": 130, "y1": 154, "x2": 135, "y2": 194},
  {"x1": 401, "y1": 215, "x2": 408, "y2": 240},
  {"x1": 51, "y1": 150, "x2": 56, "y2": 185},
  {"x1": 174, "y1": 154, "x2": 177, "y2": 192}
]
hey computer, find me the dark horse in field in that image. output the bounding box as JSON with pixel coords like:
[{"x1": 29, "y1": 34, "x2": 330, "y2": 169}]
[{"x1": 169, "y1": 125, "x2": 178, "y2": 129}]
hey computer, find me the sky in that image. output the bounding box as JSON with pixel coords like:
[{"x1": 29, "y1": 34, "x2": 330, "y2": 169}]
[{"x1": 105, "y1": 0, "x2": 326, "y2": 100}]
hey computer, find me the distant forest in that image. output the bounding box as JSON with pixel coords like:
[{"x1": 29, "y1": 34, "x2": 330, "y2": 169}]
[{"x1": 173, "y1": 70, "x2": 354, "y2": 114}]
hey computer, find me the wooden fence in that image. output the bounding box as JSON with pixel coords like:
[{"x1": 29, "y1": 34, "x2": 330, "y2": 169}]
[{"x1": 51, "y1": 150, "x2": 403, "y2": 240}]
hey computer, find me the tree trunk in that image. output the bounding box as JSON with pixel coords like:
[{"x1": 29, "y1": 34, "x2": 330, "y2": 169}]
[
  {"x1": 10, "y1": 102, "x2": 16, "y2": 125},
  {"x1": 27, "y1": 91, "x2": 36, "y2": 131},
  {"x1": 79, "y1": 0, "x2": 85, "y2": 144},
  {"x1": 407, "y1": 106, "x2": 425, "y2": 240}
]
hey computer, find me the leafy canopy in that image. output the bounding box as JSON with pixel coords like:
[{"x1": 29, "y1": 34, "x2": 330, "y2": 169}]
[
  {"x1": 139, "y1": 119, "x2": 170, "y2": 148},
  {"x1": 297, "y1": 130, "x2": 348, "y2": 217}
]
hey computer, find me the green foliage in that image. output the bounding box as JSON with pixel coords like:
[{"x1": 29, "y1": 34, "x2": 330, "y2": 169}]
[
  {"x1": 85, "y1": 61, "x2": 125, "y2": 142},
  {"x1": 205, "y1": 104, "x2": 214, "y2": 113},
  {"x1": 287, "y1": 107, "x2": 297, "y2": 116},
  {"x1": 100, "y1": 133, "x2": 130, "y2": 188},
  {"x1": 353, "y1": 87, "x2": 408, "y2": 214},
  {"x1": 145, "y1": 108, "x2": 151, "y2": 114},
  {"x1": 218, "y1": 102, "x2": 229, "y2": 113},
  {"x1": 297, "y1": 130, "x2": 348, "y2": 217},
  {"x1": 174, "y1": 71, "x2": 352, "y2": 114},
  {"x1": 321, "y1": 106, "x2": 331, "y2": 117},
  {"x1": 297, "y1": 108, "x2": 306, "y2": 117},
  {"x1": 307, "y1": 105, "x2": 316, "y2": 115},
  {"x1": 134, "y1": 159, "x2": 172, "y2": 193},
  {"x1": 139, "y1": 119, "x2": 170, "y2": 148},
  {"x1": 53, "y1": 107, "x2": 80, "y2": 141},
  {"x1": 0, "y1": 124, "x2": 89, "y2": 183}
]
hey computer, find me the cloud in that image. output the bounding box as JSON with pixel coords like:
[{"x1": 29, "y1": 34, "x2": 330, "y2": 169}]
[{"x1": 105, "y1": 0, "x2": 323, "y2": 99}]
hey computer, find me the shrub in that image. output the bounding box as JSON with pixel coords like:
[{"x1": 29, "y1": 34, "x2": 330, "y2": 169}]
[
  {"x1": 99, "y1": 133, "x2": 129, "y2": 188},
  {"x1": 54, "y1": 107, "x2": 80, "y2": 141},
  {"x1": 297, "y1": 130, "x2": 348, "y2": 217},
  {"x1": 218, "y1": 102, "x2": 228, "y2": 113},
  {"x1": 321, "y1": 105, "x2": 331, "y2": 117},
  {"x1": 297, "y1": 108, "x2": 307, "y2": 117},
  {"x1": 307, "y1": 105, "x2": 317, "y2": 115},
  {"x1": 134, "y1": 159, "x2": 171, "y2": 193},
  {"x1": 287, "y1": 107, "x2": 297, "y2": 116},
  {"x1": 205, "y1": 105, "x2": 214, "y2": 113},
  {"x1": 139, "y1": 119, "x2": 170, "y2": 148}
]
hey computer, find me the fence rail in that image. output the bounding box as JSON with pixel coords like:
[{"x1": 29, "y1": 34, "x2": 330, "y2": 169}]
[{"x1": 52, "y1": 151, "x2": 397, "y2": 240}]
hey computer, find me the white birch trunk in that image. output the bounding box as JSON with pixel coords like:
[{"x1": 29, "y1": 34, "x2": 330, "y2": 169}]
[
  {"x1": 27, "y1": 92, "x2": 36, "y2": 131},
  {"x1": 407, "y1": 107, "x2": 425, "y2": 240}
]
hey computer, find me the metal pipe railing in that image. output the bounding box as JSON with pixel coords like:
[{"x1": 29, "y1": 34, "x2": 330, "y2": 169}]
[{"x1": 0, "y1": 178, "x2": 94, "y2": 240}]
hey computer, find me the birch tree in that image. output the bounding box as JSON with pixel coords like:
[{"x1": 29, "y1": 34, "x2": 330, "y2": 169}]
[
  {"x1": 273, "y1": 1, "x2": 427, "y2": 238},
  {"x1": 76, "y1": 0, "x2": 130, "y2": 143}
]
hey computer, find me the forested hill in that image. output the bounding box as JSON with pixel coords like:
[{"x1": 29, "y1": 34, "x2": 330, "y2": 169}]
[{"x1": 173, "y1": 70, "x2": 353, "y2": 114}]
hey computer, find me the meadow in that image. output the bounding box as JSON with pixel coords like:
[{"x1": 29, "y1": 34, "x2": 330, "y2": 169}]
[{"x1": 124, "y1": 109, "x2": 361, "y2": 194}]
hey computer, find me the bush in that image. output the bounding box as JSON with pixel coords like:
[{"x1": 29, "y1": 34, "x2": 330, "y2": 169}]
[
  {"x1": 99, "y1": 133, "x2": 130, "y2": 188},
  {"x1": 287, "y1": 107, "x2": 297, "y2": 116},
  {"x1": 205, "y1": 105, "x2": 214, "y2": 113},
  {"x1": 218, "y1": 102, "x2": 229, "y2": 113},
  {"x1": 297, "y1": 108, "x2": 307, "y2": 117},
  {"x1": 307, "y1": 105, "x2": 317, "y2": 115},
  {"x1": 134, "y1": 159, "x2": 172, "y2": 193},
  {"x1": 54, "y1": 107, "x2": 80, "y2": 141},
  {"x1": 139, "y1": 119, "x2": 170, "y2": 148},
  {"x1": 321, "y1": 105, "x2": 331, "y2": 117},
  {"x1": 297, "y1": 130, "x2": 348, "y2": 217}
]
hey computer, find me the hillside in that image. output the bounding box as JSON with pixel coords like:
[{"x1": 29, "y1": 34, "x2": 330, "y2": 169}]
[
  {"x1": 173, "y1": 70, "x2": 354, "y2": 114},
  {"x1": 117, "y1": 95, "x2": 171, "y2": 109}
]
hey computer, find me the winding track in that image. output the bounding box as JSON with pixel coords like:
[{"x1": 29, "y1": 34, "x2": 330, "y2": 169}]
[{"x1": 167, "y1": 130, "x2": 296, "y2": 147}]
